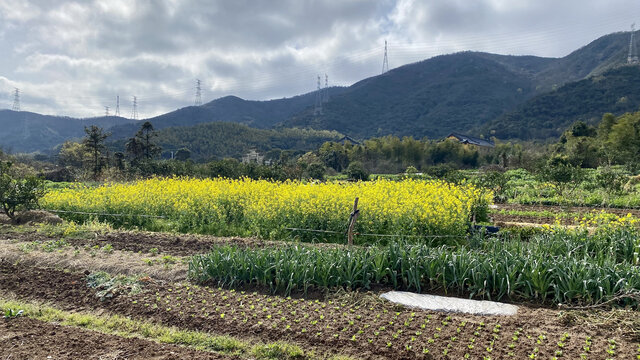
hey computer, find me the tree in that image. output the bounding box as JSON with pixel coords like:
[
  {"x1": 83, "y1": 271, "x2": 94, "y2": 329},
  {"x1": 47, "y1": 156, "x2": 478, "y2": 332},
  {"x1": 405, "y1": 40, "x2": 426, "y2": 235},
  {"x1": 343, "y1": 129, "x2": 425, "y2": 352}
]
[
  {"x1": 138, "y1": 121, "x2": 161, "y2": 160},
  {"x1": 82, "y1": 126, "x2": 110, "y2": 179},
  {"x1": 57, "y1": 141, "x2": 89, "y2": 168},
  {"x1": 113, "y1": 152, "x2": 126, "y2": 171},
  {"x1": 0, "y1": 161, "x2": 45, "y2": 219},
  {"x1": 127, "y1": 121, "x2": 161, "y2": 164},
  {"x1": 346, "y1": 161, "x2": 369, "y2": 181},
  {"x1": 318, "y1": 142, "x2": 350, "y2": 172},
  {"x1": 304, "y1": 162, "x2": 326, "y2": 180},
  {"x1": 607, "y1": 112, "x2": 640, "y2": 170},
  {"x1": 538, "y1": 155, "x2": 584, "y2": 196},
  {"x1": 175, "y1": 148, "x2": 191, "y2": 161}
]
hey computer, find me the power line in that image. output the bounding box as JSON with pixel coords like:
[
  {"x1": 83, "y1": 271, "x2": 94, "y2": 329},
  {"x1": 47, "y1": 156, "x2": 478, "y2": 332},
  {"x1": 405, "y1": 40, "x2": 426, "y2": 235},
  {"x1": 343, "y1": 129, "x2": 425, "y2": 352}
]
[{"x1": 11, "y1": 88, "x2": 20, "y2": 111}]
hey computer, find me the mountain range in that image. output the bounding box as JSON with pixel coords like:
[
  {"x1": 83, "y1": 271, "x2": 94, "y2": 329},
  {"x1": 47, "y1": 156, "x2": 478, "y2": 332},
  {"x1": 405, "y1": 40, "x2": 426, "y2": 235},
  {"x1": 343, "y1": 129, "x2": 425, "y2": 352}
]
[{"x1": 2, "y1": 30, "x2": 640, "y2": 156}]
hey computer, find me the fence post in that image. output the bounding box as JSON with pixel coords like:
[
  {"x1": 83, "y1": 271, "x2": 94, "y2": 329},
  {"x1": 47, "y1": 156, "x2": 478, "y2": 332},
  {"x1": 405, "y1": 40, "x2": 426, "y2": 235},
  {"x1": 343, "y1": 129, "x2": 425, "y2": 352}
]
[{"x1": 347, "y1": 197, "x2": 359, "y2": 246}]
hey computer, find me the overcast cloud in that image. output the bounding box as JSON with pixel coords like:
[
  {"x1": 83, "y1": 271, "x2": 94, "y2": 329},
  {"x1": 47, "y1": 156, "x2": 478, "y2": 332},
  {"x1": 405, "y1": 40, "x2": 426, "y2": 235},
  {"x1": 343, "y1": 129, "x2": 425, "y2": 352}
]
[{"x1": 1, "y1": 0, "x2": 639, "y2": 118}]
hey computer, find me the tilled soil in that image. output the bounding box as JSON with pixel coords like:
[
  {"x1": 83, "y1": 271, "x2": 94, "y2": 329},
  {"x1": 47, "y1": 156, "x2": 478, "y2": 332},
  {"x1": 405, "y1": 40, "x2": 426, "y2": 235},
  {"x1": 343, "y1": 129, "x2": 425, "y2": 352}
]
[
  {"x1": 0, "y1": 316, "x2": 235, "y2": 359},
  {"x1": 0, "y1": 260, "x2": 636, "y2": 360},
  {"x1": 0, "y1": 227, "x2": 270, "y2": 256}
]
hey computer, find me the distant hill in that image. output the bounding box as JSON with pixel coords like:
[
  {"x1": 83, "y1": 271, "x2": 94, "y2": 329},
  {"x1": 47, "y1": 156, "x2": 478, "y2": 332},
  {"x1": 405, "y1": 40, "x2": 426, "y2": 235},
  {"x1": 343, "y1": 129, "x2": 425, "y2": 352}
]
[
  {"x1": 112, "y1": 122, "x2": 343, "y2": 160},
  {"x1": 281, "y1": 31, "x2": 638, "y2": 140},
  {"x1": 0, "y1": 110, "x2": 135, "y2": 153},
  {"x1": 1, "y1": 30, "x2": 639, "y2": 153},
  {"x1": 283, "y1": 52, "x2": 541, "y2": 139},
  {"x1": 483, "y1": 65, "x2": 640, "y2": 140},
  {"x1": 108, "y1": 88, "x2": 347, "y2": 139}
]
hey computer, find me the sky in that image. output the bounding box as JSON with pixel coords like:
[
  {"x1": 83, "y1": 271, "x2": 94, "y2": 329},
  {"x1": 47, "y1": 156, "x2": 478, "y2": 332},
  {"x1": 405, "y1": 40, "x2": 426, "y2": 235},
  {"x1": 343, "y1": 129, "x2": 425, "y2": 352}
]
[{"x1": 1, "y1": 0, "x2": 640, "y2": 119}]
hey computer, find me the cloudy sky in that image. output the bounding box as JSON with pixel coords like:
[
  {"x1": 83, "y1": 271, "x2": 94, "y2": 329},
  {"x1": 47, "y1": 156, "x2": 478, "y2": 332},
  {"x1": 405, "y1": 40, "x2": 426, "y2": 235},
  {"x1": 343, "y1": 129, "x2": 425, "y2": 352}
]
[{"x1": 1, "y1": 0, "x2": 639, "y2": 119}]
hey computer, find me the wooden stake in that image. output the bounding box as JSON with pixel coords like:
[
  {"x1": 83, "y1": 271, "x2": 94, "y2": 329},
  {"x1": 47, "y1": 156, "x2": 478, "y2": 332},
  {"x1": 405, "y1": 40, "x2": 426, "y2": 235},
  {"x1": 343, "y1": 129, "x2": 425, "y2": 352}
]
[{"x1": 347, "y1": 197, "x2": 359, "y2": 246}]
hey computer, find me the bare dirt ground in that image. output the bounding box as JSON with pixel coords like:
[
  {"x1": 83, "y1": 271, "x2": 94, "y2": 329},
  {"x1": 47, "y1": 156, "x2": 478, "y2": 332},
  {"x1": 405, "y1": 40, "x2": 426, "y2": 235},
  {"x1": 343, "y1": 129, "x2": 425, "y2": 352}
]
[
  {"x1": 0, "y1": 258, "x2": 636, "y2": 360},
  {"x1": 0, "y1": 221, "x2": 639, "y2": 359},
  {"x1": 0, "y1": 225, "x2": 270, "y2": 256},
  {"x1": 0, "y1": 316, "x2": 235, "y2": 360}
]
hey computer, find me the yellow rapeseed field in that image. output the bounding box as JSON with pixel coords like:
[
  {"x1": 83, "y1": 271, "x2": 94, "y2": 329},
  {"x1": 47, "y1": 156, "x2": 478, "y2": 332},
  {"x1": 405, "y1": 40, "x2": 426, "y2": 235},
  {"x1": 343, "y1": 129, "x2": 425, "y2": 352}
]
[{"x1": 42, "y1": 178, "x2": 491, "y2": 242}]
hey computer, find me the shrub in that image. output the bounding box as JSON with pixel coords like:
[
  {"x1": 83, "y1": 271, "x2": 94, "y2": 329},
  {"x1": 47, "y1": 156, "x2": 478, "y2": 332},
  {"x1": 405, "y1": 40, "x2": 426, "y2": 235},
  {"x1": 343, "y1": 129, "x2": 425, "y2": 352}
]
[
  {"x1": 345, "y1": 161, "x2": 369, "y2": 181},
  {"x1": 0, "y1": 161, "x2": 46, "y2": 219},
  {"x1": 595, "y1": 166, "x2": 628, "y2": 194}
]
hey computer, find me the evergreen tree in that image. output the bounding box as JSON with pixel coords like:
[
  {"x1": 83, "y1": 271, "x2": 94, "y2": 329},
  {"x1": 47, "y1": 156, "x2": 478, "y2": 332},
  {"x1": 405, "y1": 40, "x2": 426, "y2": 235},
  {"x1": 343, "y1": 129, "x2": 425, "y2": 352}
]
[
  {"x1": 127, "y1": 121, "x2": 161, "y2": 164},
  {"x1": 82, "y1": 125, "x2": 109, "y2": 179}
]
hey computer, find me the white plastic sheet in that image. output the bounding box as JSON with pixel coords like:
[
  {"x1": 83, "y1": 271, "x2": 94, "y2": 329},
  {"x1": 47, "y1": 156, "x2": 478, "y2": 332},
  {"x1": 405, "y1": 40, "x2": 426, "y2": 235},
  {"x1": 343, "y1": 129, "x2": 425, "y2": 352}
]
[{"x1": 380, "y1": 291, "x2": 518, "y2": 316}]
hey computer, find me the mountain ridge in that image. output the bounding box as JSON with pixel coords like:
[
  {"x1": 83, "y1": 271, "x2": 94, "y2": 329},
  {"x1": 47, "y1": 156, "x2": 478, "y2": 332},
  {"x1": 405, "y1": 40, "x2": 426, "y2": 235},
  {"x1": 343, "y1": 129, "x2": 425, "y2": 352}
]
[{"x1": 1, "y1": 30, "x2": 639, "y2": 153}]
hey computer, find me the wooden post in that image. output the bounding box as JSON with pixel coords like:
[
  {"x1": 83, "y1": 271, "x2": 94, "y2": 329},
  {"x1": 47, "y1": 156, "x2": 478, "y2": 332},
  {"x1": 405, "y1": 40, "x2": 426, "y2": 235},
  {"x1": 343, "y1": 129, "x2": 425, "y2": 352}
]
[{"x1": 347, "y1": 197, "x2": 359, "y2": 246}]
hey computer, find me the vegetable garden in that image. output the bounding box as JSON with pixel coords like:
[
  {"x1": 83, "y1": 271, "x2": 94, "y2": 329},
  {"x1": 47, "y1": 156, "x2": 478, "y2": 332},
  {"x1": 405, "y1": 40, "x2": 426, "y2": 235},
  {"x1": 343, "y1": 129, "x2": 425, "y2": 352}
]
[{"x1": 2, "y1": 174, "x2": 640, "y2": 359}]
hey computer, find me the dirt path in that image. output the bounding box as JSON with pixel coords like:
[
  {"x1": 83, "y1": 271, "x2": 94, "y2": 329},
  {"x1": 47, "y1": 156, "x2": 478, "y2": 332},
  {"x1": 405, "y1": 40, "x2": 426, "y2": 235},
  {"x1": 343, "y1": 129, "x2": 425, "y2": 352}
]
[
  {"x1": 0, "y1": 316, "x2": 235, "y2": 360},
  {"x1": 0, "y1": 260, "x2": 636, "y2": 360}
]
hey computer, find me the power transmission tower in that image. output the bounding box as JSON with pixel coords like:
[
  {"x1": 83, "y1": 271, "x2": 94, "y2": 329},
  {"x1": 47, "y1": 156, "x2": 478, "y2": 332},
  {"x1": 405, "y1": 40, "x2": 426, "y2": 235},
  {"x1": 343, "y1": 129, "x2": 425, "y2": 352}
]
[
  {"x1": 629, "y1": 23, "x2": 639, "y2": 64},
  {"x1": 104, "y1": 106, "x2": 110, "y2": 116},
  {"x1": 11, "y1": 88, "x2": 20, "y2": 111},
  {"x1": 115, "y1": 95, "x2": 120, "y2": 116},
  {"x1": 314, "y1": 75, "x2": 323, "y2": 115},
  {"x1": 382, "y1": 40, "x2": 389, "y2": 74},
  {"x1": 323, "y1": 74, "x2": 329, "y2": 103},
  {"x1": 131, "y1": 96, "x2": 138, "y2": 120},
  {"x1": 195, "y1": 79, "x2": 202, "y2": 106}
]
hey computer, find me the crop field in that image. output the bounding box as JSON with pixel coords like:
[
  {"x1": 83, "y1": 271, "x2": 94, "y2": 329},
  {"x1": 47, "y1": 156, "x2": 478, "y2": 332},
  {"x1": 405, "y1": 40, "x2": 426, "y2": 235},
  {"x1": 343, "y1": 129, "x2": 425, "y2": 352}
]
[
  {"x1": 2, "y1": 176, "x2": 640, "y2": 359},
  {"x1": 41, "y1": 177, "x2": 491, "y2": 242}
]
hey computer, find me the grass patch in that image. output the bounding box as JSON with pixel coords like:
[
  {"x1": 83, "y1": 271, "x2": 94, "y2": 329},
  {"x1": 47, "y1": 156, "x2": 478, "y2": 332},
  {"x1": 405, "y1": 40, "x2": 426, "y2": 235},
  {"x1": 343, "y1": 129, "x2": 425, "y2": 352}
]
[{"x1": 0, "y1": 297, "x2": 356, "y2": 359}]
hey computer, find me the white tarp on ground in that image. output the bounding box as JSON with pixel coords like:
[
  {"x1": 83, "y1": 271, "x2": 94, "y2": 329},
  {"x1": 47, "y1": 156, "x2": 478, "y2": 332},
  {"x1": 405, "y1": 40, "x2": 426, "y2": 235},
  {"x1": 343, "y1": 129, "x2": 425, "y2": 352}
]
[{"x1": 380, "y1": 291, "x2": 518, "y2": 316}]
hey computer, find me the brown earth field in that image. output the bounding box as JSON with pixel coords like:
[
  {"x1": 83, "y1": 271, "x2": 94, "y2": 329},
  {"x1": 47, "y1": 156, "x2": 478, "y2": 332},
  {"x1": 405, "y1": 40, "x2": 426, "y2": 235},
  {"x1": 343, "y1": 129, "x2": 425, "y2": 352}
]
[
  {"x1": 0, "y1": 316, "x2": 235, "y2": 360},
  {"x1": 0, "y1": 225, "x2": 271, "y2": 256},
  {"x1": 0, "y1": 225, "x2": 349, "y2": 257},
  {"x1": 0, "y1": 254, "x2": 637, "y2": 360}
]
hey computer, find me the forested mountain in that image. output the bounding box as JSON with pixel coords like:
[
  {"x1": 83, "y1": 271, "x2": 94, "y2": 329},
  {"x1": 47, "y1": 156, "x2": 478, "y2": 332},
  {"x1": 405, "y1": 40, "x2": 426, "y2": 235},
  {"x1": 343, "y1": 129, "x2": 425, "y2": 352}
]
[
  {"x1": 112, "y1": 122, "x2": 342, "y2": 160},
  {"x1": 1, "y1": 30, "x2": 639, "y2": 153},
  {"x1": 283, "y1": 52, "x2": 540, "y2": 139},
  {"x1": 483, "y1": 65, "x2": 640, "y2": 140},
  {"x1": 108, "y1": 88, "x2": 347, "y2": 139},
  {"x1": 0, "y1": 110, "x2": 135, "y2": 153},
  {"x1": 281, "y1": 31, "x2": 638, "y2": 139}
]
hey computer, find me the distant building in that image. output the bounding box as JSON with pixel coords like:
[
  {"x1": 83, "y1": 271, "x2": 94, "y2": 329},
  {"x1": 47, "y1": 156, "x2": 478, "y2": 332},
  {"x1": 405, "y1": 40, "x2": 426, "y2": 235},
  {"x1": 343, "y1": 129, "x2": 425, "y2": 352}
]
[
  {"x1": 242, "y1": 149, "x2": 264, "y2": 164},
  {"x1": 445, "y1": 133, "x2": 495, "y2": 148},
  {"x1": 338, "y1": 135, "x2": 361, "y2": 145}
]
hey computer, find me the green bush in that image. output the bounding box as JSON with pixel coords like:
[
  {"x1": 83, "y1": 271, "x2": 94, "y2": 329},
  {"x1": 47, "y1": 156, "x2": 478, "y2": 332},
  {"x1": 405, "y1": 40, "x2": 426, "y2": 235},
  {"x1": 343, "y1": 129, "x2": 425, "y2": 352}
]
[
  {"x1": 345, "y1": 161, "x2": 369, "y2": 181},
  {"x1": 0, "y1": 161, "x2": 46, "y2": 219},
  {"x1": 595, "y1": 166, "x2": 629, "y2": 194}
]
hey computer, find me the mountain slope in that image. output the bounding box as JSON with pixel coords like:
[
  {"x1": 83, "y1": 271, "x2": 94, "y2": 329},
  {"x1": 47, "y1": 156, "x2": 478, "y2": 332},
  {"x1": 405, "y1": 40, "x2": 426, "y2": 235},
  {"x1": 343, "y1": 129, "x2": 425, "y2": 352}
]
[
  {"x1": 1, "y1": 30, "x2": 638, "y2": 153},
  {"x1": 108, "y1": 88, "x2": 347, "y2": 139},
  {"x1": 112, "y1": 122, "x2": 342, "y2": 160},
  {"x1": 483, "y1": 65, "x2": 640, "y2": 140},
  {"x1": 281, "y1": 31, "x2": 637, "y2": 140},
  {"x1": 283, "y1": 52, "x2": 540, "y2": 139},
  {"x1": 0, "y1": 110, "x2": 135, "y2": 153}
]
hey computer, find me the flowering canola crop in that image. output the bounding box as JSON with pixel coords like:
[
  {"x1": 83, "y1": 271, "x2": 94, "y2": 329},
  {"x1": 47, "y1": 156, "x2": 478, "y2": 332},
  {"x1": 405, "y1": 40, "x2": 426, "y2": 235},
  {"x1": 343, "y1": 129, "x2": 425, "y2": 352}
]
[{"x1": 42, "y1": 178, "x2": 491, "y2": 242}]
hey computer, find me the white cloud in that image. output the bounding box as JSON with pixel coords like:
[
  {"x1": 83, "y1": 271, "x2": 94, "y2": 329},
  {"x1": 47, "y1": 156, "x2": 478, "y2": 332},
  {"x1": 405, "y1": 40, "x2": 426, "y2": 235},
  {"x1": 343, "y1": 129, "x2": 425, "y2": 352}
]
[{"x1": 0, "y1": 0, "x2": 639, "y2": 118}]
